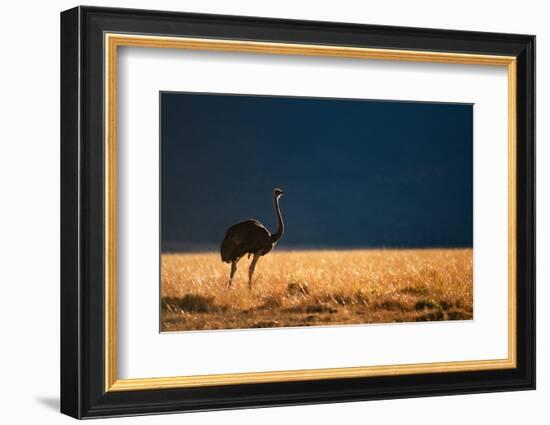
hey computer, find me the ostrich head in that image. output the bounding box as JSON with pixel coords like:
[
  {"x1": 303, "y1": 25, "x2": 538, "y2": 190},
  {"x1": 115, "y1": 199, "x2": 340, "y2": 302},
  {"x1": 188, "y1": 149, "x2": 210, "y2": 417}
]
[{"x1": 273, "y1": 188, "x2": 285, "y2": 198}]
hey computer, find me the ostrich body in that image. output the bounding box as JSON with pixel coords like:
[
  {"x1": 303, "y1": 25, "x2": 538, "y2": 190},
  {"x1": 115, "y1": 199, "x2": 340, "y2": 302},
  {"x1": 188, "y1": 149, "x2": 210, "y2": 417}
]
[{"x1": 220, "y1": 188, "x2": 285, "y2": 289}]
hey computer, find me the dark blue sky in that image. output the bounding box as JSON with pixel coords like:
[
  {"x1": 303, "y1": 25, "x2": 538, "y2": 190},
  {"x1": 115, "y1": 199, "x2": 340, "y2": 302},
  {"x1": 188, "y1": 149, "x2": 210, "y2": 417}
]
[{"x1": 161, "y1": 92, "x2": 473, "y2": 251}]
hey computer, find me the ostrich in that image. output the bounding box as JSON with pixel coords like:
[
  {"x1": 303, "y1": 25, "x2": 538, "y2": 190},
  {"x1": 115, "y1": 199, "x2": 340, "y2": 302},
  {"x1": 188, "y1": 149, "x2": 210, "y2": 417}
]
[{"x1": 220, "y1": 188, "x2": 285, "y2": 290}]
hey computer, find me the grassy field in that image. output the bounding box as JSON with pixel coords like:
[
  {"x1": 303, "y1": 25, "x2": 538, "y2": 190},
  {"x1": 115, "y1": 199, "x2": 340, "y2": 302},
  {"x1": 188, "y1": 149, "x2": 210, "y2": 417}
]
[{"x1": 161, "y1": 248, "x2": 473, "y2": 332}]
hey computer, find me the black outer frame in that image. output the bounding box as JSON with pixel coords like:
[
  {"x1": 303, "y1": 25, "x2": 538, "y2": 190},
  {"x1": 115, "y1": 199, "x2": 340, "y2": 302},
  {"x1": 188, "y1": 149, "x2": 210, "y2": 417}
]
[{"x1": 60, "y1": 6, "x2": 535, "y2": 419}]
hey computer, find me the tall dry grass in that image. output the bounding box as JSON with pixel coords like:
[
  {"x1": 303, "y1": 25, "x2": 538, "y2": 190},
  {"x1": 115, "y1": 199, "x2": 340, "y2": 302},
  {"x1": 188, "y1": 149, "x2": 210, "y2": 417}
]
[{"x1": 161, "y1": 248, "x2": 473, "y2": 331}]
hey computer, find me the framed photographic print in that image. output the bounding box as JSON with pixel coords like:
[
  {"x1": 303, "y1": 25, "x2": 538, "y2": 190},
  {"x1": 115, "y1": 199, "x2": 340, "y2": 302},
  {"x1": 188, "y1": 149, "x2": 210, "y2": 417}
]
[{"x1": 60, "y1": 6, "x2": 535, "y2": 419}]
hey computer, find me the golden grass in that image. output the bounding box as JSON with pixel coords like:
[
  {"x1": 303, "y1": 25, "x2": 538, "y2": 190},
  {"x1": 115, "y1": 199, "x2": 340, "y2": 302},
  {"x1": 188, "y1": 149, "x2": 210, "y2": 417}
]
[{"x1": 161, "y1": 248, "x2": 473, "y2": 332}]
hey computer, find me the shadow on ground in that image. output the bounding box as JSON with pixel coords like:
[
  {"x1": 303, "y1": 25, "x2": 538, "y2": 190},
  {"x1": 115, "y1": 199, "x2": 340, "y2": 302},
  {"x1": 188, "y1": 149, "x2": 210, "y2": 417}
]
[{"x1": 35, "y1": 396, "x2": 59, "y2": 412}]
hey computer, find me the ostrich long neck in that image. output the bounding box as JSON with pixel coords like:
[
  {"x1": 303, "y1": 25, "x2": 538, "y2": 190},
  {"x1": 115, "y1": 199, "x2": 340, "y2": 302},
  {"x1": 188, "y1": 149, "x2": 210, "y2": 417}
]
[{"x1": 270, "y1": 195, "x2": 284, "y2": 243}]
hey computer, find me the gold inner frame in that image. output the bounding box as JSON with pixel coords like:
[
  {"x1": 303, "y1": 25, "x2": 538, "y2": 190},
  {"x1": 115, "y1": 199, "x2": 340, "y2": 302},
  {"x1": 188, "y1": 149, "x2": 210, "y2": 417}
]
[{"x1": 104, "y1": 33, "x2": 517, "y2": 392}]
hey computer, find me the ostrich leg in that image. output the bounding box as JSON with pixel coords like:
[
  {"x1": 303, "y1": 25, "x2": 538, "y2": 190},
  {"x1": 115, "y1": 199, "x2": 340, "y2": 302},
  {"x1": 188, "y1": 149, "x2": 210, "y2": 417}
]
[
  {"x1": 248, "y1": 252, "x2": 261, "y2": 290},
  {"x1": 227, "y1": 261, "x2": 237, "y2": 288}
]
